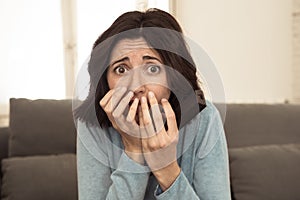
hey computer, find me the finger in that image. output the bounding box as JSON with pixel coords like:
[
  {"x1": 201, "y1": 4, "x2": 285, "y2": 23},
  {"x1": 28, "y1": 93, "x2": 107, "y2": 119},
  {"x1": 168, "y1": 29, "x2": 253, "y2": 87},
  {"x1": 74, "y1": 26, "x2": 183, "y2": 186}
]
[
  {"x1": 138, "y1": 106, "x2": 143, "y2": 126},
  {"x1": 99, "y1": 88, "x2": 115, "y2": 108},
  {"x1": 139, "y1": 107, "x2": 148, "y2": 139},
  {"x1": 161, "y1": 98, "x2": 178, "y2": 135},
  {"x1": 148, "y1": 91, "x2": 165, "y2": 133},
  {"x1": 139, "y1": 113, "x2": 158, "y2": 152},
  {"x1": 141, "y1": 96, "x2": 156, "y2": 137},
  {"x1": 156, "y1": 129, "x2": 168, "y2": 149},
  {"x1": 112, "y1": 91, "x2": 134, "y2": 118},
  {"x1": 126, "y1": 98, "x2": 139, "y2": 123},
  {"x1": 104, "y1": 87, "x2": 127, "y2": 113}
]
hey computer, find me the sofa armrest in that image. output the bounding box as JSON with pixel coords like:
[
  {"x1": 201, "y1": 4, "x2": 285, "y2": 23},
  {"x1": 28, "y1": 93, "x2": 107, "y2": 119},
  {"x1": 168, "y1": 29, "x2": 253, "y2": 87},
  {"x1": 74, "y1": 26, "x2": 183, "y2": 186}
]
[
  {"x1": 0, "y1": 127, "x2": 9, "y2": 197},
  {"x1": 0, "y1": 127, "x2": 9, "y2": 161}
]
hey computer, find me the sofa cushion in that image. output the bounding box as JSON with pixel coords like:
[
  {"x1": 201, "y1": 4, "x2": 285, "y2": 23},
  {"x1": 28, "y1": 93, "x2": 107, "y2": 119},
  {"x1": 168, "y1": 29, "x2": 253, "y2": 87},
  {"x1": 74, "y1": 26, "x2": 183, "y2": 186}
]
[
  {"x1": 9, "y1": 98, "x2": 76, "y2": 156},
  {"x1": 224, "y1": 104, "x2": 300, "y2": 148},
  {"x1": 229, "y1": 143, "x2": 300, "y2": 200},
  {"x1": 1, "y1": 154, "x2": 77, "y2": 200}
]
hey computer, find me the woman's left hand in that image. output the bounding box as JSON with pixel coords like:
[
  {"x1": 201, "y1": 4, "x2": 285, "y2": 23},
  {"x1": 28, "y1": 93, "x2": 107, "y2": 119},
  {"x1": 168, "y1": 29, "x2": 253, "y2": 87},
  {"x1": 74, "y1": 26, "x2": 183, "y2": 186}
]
[{"x1": 139, "y1": 91, "x2": 181, "y2": 191}]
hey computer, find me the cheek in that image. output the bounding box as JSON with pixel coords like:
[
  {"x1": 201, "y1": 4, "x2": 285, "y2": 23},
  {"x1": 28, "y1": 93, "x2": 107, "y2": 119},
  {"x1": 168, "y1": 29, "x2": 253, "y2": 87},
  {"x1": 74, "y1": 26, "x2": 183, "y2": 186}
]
[
  {"x1": 164, "y1": 88, "x2": 171, "y2": 99},
  {"x1": 148, "y1": 72, "x2": 170, "y2": 99},
  {"x1": 148, "y1": 85, "x2": 170, "y2": 100},
  {"x1": 106, "y1": 73, "x2": 118, "y2": 89}
]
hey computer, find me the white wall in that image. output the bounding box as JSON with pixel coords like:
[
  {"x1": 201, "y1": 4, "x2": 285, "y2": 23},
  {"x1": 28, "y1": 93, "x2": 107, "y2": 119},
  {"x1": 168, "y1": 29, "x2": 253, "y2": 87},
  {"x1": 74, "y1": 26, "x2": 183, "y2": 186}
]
[
  {"x1": 293, "y1": 0, "x2": 300, "y2": 102},
  {"x1": 175, "y1": 0, "x2": 293, "y2": 103}
]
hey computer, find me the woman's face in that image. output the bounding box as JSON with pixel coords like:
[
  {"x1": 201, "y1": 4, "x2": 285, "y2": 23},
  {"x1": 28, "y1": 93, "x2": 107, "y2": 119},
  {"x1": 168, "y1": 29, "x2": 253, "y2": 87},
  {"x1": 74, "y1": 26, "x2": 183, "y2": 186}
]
[{"x1": 107, "y1": 38, "x2": 171, "y2": 105}]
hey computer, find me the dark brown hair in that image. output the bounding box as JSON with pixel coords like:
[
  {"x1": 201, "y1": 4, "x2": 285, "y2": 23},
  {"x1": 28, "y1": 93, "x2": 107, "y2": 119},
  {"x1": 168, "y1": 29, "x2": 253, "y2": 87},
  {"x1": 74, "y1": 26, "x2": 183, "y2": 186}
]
[{"x1": 74, "y1": 8, "x2": 206, "y2": 128}]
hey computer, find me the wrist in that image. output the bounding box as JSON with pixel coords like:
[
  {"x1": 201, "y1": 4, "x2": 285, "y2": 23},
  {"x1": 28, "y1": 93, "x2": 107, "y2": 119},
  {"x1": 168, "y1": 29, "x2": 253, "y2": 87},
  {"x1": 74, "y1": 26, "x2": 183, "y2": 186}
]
[
  {"x1": 124, "y1": 150, "x2": 145, "y2": 165},
  {"x1": 153, "y1": 161, "x2": 181, "y2": 191},
  {"x1": 120, "y1": 133, "x2": 144, "y2": 164},
  {"x1": 123, "y1": 140, "x2": 142, "y2": 153}
]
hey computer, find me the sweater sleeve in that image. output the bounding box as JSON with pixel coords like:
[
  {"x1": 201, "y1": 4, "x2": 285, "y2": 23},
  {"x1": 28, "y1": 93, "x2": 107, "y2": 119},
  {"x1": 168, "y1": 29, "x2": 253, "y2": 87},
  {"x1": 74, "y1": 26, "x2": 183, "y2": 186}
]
[
  {"x1": 153, "y1": 135, "x2": 230, "y2": 200},
  {"x1": 77, "y1": 123, "x2": 150, "y2": 200},
  {"x1": 154, "y1": 103, "x2": 231, "y2": 200},
  {"x1": 192, "y1": 131, "x2": 231, "y2": 200}
]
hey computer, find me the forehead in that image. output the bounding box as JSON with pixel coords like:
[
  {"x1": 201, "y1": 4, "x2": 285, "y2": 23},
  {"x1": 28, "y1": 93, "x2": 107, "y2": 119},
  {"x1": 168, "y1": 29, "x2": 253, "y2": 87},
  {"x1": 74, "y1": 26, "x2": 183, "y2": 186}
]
[{"x1": 110, "y1": 38, "x2": 159, "y2": 61}]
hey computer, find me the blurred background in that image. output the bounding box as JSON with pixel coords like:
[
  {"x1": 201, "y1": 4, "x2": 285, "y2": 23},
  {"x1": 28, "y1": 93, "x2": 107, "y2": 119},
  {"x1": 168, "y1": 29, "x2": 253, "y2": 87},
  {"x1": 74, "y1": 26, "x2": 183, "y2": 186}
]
[{"x1": 0, "y1": 0, "x2": 299, "y2": 127}]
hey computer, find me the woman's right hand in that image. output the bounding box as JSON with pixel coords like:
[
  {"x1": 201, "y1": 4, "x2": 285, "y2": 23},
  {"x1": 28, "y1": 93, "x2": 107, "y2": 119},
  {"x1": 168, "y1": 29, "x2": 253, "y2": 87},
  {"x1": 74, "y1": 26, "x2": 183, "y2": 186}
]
[{"x1": 99, "y1": 87, "x2": 144, "y2": 163}]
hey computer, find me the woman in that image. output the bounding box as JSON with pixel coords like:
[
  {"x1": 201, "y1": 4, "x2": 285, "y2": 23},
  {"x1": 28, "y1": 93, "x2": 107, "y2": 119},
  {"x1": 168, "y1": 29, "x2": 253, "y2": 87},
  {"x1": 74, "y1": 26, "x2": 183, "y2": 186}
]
[{"x1": 75, "y1": 8, "x2": 231, "y2": 200}]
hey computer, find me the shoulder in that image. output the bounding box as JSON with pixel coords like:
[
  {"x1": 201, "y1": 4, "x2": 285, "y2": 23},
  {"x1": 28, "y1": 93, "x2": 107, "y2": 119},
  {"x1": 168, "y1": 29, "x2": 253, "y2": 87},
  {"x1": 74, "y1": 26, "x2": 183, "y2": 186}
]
[
  {"x1": 182, "y1": 101, "x2": 225, "y2": 158},
  {"x1": 76, "y1": 120, "x2": 111, "y2": 153},
  {"x1": 186, "y1": 100, "x2": 222, "y2": 129},
  {"x1": 77, "y1": 120, "x2": 105, "y2": 140},
  {"x1": 77, "y1": 120, "x2": 123, "y2": 167},
  {"x1": 202, "y1": 100, "x2": 220, "y2": 117}
]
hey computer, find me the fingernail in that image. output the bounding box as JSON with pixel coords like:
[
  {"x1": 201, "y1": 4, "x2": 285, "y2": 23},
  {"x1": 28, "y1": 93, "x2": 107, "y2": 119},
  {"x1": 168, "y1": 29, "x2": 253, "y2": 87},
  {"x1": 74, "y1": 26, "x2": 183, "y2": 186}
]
[
  {"x1": 161, "y1": 98, "x2": 167, "y2": 103},
  {"x1": 128, "y1": 91, "x2": 134, "y2": 97},
  {"x1": 148, "y1": 91, "x2": 154, "y2": 98}
]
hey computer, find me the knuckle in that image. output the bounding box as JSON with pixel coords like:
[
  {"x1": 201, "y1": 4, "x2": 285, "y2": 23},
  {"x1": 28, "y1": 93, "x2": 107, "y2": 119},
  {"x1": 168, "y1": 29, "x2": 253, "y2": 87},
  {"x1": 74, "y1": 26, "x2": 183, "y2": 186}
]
[
  {"x1": 99, "y1": 99, "x2": 106, "y2": 107},
  {"x1": 148, "y1": 141, "x2": 158, "y2": 150},
  {"x1": 166, "y1": 113, "x2": 176, "y2": 120},
  {"x1": 144, "y1": 119, "x2": 151, "y2": 126},
  {"x1": 126, "y1": 116, "x2": 133, "y2": 123},
  {"x1": 171, "y1": 135, "x2": 179, "y2": 144},
  {"x1": 129, "y1": 106, "x2": 136, "y2": 112},
  {"x1": 159, "y1": 141, "x2": 167, "y2": 148},
  {"x1": 112, "y1": 111, "x2": 119, "y2": 118},
  {"x1": 103, "y1": 103, "x2": 112, "y2": 112},
  {"x1": 104, "y1": 107, "x2": 112, "y2": 114}
]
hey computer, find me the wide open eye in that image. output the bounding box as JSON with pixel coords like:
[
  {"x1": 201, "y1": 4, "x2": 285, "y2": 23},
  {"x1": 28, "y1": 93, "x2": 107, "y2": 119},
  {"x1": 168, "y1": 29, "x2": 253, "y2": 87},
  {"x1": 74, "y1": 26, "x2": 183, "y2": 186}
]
[
  {"x1": 114, "y1": 65, "x2": 129, "y2": 75},
  {"x1": 146, "y1": 64, "x2": 161, "y2": 75}
]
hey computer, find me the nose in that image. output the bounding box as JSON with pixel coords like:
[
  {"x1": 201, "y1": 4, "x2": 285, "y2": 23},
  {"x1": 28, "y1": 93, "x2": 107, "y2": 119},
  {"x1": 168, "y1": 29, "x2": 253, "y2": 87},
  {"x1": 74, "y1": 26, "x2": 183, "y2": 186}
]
[{"x1": 128, "y1": 68, "x2": 146, "y2": 94}]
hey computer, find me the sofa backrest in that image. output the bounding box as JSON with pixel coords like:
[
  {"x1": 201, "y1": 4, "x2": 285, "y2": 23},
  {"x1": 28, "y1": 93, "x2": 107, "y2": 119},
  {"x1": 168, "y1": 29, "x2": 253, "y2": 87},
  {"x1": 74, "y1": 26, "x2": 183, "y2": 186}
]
[
  {"x1": 9, "y1": 98, "x2": 76, "y2": 157},
  {"x1": 223, "y1": 103, "x2": 300, "y2": 148},
  {"x1": 6, "y1": 100, "x2": 300, "y2": 154},
  {"x1": 1, "y1": 98, "x2": 78, "y2": 199}
]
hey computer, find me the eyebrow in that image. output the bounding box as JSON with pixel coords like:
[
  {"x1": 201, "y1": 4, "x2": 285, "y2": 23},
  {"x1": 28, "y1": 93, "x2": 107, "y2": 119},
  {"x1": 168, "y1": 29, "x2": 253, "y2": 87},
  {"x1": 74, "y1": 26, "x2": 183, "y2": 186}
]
[
  {"x1": 143, "y1": 55, "x2": 162, "y2": 63},
  {"x1": 110, "y1": 57, "x2": 129, "y2": 67},
  {"x1": 110, "y1": 55, "x2": 162, "y2": 66}
]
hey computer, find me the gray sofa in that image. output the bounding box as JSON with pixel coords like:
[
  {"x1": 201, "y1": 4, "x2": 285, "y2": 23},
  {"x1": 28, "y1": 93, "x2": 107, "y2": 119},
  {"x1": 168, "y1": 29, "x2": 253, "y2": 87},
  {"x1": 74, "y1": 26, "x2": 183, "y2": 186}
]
[
  {"x1": 0, "y1": 99, "x2": 77, "y2": 200},
  {"x1": 0, "y1": 98, "x2": 299, "y2": 200}
]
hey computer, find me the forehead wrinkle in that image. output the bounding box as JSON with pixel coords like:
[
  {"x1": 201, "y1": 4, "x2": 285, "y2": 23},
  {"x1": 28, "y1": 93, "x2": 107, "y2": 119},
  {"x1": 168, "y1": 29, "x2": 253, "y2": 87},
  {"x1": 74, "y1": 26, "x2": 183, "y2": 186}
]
[{"x1": 110, "y1": 39, "x2": 160, "y2": 64}]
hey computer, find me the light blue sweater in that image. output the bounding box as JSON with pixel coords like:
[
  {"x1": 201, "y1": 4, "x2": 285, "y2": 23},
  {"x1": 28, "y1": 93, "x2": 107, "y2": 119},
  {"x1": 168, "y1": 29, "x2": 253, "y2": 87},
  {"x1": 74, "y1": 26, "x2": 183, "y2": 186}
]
[{"x1": 77, "y1": 101, "x2": 231, "y2": 199}]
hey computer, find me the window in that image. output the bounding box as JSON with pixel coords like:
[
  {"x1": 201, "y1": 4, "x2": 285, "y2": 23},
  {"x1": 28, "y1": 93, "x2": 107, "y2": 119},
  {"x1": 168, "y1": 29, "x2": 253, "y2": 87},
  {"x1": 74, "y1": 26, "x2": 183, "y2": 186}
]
[
  {"x1": 0, "y1": 0, "x2": 64, "y2": 124},
  {"x1": 0, "y1": 0, "x2": 170, "y2": 126},
  {"x1": 77, "y1": 0, "x2": 170, "y2": 68}
]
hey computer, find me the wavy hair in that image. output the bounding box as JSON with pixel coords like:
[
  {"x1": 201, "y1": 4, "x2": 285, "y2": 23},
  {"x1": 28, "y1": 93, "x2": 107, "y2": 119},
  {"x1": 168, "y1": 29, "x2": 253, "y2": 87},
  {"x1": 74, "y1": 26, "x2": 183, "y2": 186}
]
[{"x1": 74, "y1": 8, "x2": 206, "y2": 128}]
